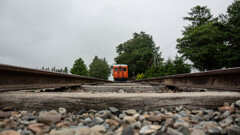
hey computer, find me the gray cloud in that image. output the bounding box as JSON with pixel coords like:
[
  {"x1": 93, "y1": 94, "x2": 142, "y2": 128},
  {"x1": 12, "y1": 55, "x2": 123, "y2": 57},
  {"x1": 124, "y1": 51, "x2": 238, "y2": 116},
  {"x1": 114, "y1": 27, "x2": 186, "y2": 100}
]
[{"x1": 0, "y1": 0, "x2": 233, "y2": 77}]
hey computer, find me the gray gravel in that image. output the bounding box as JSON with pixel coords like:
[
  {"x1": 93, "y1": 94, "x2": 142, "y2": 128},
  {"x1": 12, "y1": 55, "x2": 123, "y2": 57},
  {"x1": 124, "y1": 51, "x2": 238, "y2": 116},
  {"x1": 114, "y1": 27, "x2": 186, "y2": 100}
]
[{"x1": 1, "y1": 101, "x2": 240, "y2": 135}]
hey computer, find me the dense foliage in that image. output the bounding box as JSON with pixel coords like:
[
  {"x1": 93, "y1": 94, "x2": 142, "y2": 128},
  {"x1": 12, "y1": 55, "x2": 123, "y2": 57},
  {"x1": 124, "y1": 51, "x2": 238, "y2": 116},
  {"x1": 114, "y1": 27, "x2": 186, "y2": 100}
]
[
  {"x1": 89, "y1": 56, "x2": 111, "y2": 80},
  {"x1": 114, "y1": 32, "x2": 162, "y2": 78},
  {"x1": 144, "y1": 56, "x2": 191, "y2": 78},
  {"x1": 70, "y1": 58, "x2": 89, "y2": 76},
  {"x1": 177, "y1": 2, "x2": 240, "y2": 71}
]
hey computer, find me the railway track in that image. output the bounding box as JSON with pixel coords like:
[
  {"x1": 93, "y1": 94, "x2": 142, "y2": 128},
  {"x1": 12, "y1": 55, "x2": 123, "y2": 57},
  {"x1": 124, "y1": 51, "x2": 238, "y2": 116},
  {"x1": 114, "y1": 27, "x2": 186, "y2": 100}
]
[
  {"x1": 0, "y1": 64, "x2": 111, "y2": 92},
  {"x1": 0, "y1": 64, "x2": 240, "y2": 134},
  {"x1": 0, "y1": 63, "x2": 239, "y2": 92},
  {"x1": 0, "y1": 63, "x2": 239, "y2": 110}
]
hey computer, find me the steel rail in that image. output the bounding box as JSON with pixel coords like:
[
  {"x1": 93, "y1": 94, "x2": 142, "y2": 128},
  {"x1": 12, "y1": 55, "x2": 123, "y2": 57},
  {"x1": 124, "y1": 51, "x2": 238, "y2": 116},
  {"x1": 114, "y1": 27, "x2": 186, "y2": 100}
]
[
  {"x1": 134, "y1": 67, "x2": 240, "y2": 91},
  {"x1": 0, "y1": 63, "x2": 112, "y2": 92}
]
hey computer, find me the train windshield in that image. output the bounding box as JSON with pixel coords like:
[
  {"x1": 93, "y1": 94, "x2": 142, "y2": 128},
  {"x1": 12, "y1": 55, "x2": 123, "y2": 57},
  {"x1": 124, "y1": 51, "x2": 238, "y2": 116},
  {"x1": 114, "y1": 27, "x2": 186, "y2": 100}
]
[
  {"x1": 123, "y1": 68, "x2": 126, "y2": 71},
  {"x1": 114, "y1": 68, "x2": 118, "y2": 71}
]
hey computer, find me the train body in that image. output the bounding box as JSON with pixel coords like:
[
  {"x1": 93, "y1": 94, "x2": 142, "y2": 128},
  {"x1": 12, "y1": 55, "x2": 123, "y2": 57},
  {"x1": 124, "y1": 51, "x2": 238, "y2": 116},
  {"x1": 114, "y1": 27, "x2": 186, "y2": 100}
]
[{"x1": 113, "y1": 64, "x2": 128, "y2": 82}]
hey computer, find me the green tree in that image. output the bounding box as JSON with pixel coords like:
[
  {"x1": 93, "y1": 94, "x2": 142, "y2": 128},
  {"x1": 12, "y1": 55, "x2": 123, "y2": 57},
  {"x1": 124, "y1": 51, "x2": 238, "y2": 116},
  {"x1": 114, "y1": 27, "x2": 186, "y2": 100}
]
[
  {"x1": 70, "y1": 58, "x2": 89, "y2": 76},
  {"x1": 221, "y1": 1, "x2": 240, "y2": 67},
  {"x1": 177, "y1": 3, "x2": 240, "y2": 71},
  {"x1": 63, "y1": 67, "x2": 68, "y2": 74},
  {"x1": 173, "y1": 56, "x2": 191, "y2": 74},
  {"x1": 144, "y1": 56, "x2": 191, "y2": 78},
  {"x1": 177, "y1": 22, "x2": 229, "y2": 70},
  {"x1": 89, "y1": 56, "x2": 111, "y2": 79},
  {"x1": 183, "y1": 6, "x2": 213, "y2": 27},
  {"x1": 114, "y1": 31, "x2": 162, "y2": 78}
]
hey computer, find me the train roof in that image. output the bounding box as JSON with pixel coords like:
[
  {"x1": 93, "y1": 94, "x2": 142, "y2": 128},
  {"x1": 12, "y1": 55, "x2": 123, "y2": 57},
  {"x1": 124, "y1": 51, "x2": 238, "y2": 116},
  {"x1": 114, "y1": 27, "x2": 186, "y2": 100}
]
[{"x1": 113, "y1": 64, "x2": 128, "y2": 67}]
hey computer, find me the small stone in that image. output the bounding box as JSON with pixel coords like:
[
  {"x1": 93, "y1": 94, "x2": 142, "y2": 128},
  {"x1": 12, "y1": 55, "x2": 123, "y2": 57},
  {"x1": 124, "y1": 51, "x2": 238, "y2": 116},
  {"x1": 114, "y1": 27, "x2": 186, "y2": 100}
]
[
  {"x1": 114, "y1": 125, "x2": 124, "y2": 135},
  {"x1": 142, "y1": 120, "x2": 152, "y2": 126},
  {"x1": 126, "y1": 109, "x2": 137, "y2": 116},
  {"x1": 21, "y1": 130, "x2": 33, "y2": 135},
  {"x1": 167, "y1": 127, "x2": 183, "y2": 135},
  {"x1": 162, "y1": 118, "x2": 174, "y2": 130},
  {"x1": 22, "y1": 114, "x2": 36, "y2": 121},
  {"x1": 102, "y1": 122, "x2": 110, "y2": 130},
  {"x1": 218, "y1": 106, "x2": 236, "y2": 113},
  {"x1": 0, "y1": 119, "x2": 17, "y2": 129},
  {"x1": 99, "y1": 111, "x2": 111, "y2": 119},
  {"x1": 130, "y1": 121, "x2": 141, "y2": 129},
  {"x1": 223, "y1": 102, "x2": 230, "y2": 106},
  {"x1": 11, "y1": 111, "x2": 20, "y2": 117},
  {"x1": 219, "y1": 116, "x2": 233, "y2": 128},
  {"x1": 191, "y1": 110, "x2": 199, "y2": 114},
  {"x1": 122, "y1": 125, "x2": 134, "y2": 135},
  {"x1": 2, "y1": 107, "x2": 13, "y2": 111},
  {"x1": 37, "y1": 111, "x2": 61, "y2": 125},
  {"x1": 78, "y1": 109, "x2": 86, "y2": 115},
  {"x1": 178, "y1": 126, "x2": 190, "y2": 135},
  {"x1": 105, "y1": 119, "x2": 119, "y2": 127},
  {"x1": 108, "y1": 125, "x2": 118, "y2": 132},
  {"x1": 173, "y1": 114, "x2": 182, "y2": 120},
  {"x1": 28, "y1": 123, "x2": 49, "y2": 134},
  {"x1": 148, "y1": 115, "x2": 161, "y2": 122},
  {"x1": 105, "y1": 131, "x2": 115, "y2": 135},
  {"x1": 89, "y1": 109, "x2": 97, "y2": 113},
  {"x1": 175, "y1": 105, "x2": 183, "y2": 112},
  {"x1": 158, "y1": 114, "x2": 171, "y2": 120},
  {"x1": 91, "y1": 125, "x2": 106, "y2": 133},
  {"x1": 0, "y1": 130, "x2": 20, "y2": 135},
  {"x1": 213, "y1": 115, "x2": 221, "y2": 121},
  {"x1": 82, "y1": 113, "x2": 89, "y2": 118},
  {"x1": 109, "y1": 107, "x2": 119, "y2": 115},
  {"x1": 179, "y1": 111, "x2": 188, "y2": 117},
  {"x1": 0, "y1": 111, "x2": 11, "y2": 118},
  {"x1": 203, "y1": 115, "x2": 211, "y2": 121},
  {"x1": 133, "y1": 113, "x2": 140, "y2": 120},
  {"x1": 235, "y1": 100, "x2": 240, "y2": 107},
  {"x1": 20, "y1": 120, "x2": 36, "y2": 126},
  {"x1": 138, "y1": 115, "x2": 145, "y2": 122},
  {"x1": 207, "y1": 127, "x2": 221, "y2": 135},
  {"x1": 123, "y1": 116, "x2": 136, "y2": 124},
  {"x1": 139, "y1": 125, "x2": 161, "y2": 135},
  {"x1": 93, "y1": 117, "x2": 104, "y2": 125},
  {"x1": 222, "y1": 111, "x2": 230, "y2": 117},
  {"x1": 118, "y1": 89, "x2": 125, "y2": 93},
  {"x1": 166, "y1": 112, "x2": 174, "y2": 117},
  {"x1": 50, "y1": 128, "x2": 76, "y2": 135},
  {"x1": 228, "y1": 126, "x2": 240, "y2": 135},
  {"x1": 203, "y1": 109, "x2": 213, "y2": 115},
  {"x1": 83, "y1": 117, "x2": 92, "y2": 125},
  {"x1": 56, "y1": 122, "x2": 70, "y2": 128},
  {"x1": 174, "y1": 119, "x2": 190, "y2": 128},
  {"x1": 78, "y1": 127, "x2": 92, "y2": 135},
  {"x1": 119, "y1": 113, "x2": 127, "y2": 119},
  {"x1": 58, "y1": 108, "x2": 67, "y2": 115},
  {"x1": 193, "y1": 115, "x2": 203, "y2": 121},
  {"x1": 190, "y1": 129, "x2": 205, "y2": 135}
]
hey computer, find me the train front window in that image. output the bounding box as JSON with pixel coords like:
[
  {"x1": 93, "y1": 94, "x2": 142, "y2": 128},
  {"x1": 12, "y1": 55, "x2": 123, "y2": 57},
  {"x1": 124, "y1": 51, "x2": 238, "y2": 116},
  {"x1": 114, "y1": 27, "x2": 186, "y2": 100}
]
[
  {"x1": 114, "y1": 68, "x2": 118, "y2": 71},
  {"x1": 119, "y1": 68, "x2": 122, "y2": 71},
  {"x1": 123, "y1": 68, "x2": 126, "y2": 71}
]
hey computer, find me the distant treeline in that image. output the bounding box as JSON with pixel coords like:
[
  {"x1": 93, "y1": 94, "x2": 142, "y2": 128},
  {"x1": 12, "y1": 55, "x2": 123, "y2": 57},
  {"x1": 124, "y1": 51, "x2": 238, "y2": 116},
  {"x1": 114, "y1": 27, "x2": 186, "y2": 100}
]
[{"x1": 37, "y1": 66, "x2": 68, "y2": 74}]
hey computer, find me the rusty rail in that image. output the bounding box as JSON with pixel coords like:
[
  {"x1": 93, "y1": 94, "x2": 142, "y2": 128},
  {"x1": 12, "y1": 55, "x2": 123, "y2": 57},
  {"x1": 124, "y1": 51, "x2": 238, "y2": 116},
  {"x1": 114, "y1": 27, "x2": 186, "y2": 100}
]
[
  {"x1": 0, "y1": 64, "x2": 112, "y2": 92},
  {"x1": 135, "y1": 67, "x2": 240, "y2": 91}
]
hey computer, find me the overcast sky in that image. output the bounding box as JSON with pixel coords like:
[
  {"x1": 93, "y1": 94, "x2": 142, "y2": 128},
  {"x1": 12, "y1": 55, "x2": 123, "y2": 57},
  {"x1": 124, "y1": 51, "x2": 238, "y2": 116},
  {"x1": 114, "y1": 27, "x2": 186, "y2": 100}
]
[{"x1": 0, "y1": 0, "x2": 233, "y2": 74}]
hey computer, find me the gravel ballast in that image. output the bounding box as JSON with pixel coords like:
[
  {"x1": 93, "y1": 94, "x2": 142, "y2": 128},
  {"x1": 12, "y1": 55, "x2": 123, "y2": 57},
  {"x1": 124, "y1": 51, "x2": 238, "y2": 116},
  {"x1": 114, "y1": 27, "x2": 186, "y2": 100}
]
[{"x1": 1, "y1": 100, "x2": 240, "y2": 135}]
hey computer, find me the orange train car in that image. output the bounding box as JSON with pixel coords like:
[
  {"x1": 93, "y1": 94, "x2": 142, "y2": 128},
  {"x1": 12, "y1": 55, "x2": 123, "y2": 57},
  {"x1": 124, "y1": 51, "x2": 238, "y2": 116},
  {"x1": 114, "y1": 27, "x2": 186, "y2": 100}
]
[{"x1": 113, "y1": 64, "x2": 128, "y2": 82}]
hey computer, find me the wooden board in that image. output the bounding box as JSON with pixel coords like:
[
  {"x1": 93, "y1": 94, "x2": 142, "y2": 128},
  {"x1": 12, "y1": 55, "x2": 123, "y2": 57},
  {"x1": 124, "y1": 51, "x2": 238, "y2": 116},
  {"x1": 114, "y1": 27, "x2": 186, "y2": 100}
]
[{"x1": 0, "y1": 92, "x2": 239, "y2": 111}]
